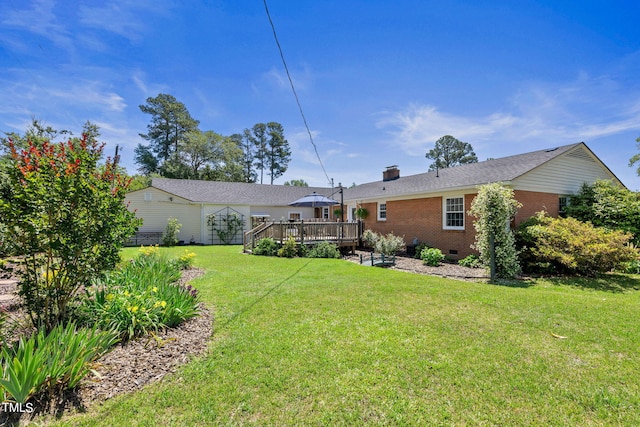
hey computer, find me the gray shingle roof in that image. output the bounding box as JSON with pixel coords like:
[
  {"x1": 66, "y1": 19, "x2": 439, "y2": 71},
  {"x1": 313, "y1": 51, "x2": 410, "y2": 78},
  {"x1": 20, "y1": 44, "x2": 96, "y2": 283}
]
[
  {"x1": 151, "y1": 178, "x2": 337, "y2": 206},
  {"x1": 344, "y1": 143, "x2": 583, "y2": 200},
  {"x1": 148, "y1": 143, "x2": 594, "y2": 205}
]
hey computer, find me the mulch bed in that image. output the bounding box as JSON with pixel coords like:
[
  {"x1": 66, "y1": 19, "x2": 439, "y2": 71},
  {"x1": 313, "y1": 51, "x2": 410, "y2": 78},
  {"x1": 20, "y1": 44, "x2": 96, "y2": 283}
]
[
  {"x1": 343, "y1": 250, "x2": 489, "y2": 282},
  {"x1": 0, "y1": 268, "x2": 213, "y2": 425}
]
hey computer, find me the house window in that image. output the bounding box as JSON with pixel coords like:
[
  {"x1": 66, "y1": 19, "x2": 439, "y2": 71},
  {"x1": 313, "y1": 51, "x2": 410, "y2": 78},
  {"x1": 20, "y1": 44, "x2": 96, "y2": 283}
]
[
  {"x1": 444, "y1": 197, "x2": 465, "y2": 230},
  {"x1": 144, "y1": 192, "x2": 152, "y2": 202},
  {"x1": 378, "y1": 202, "x2": 387, "y2": 221},
  {"x1": 289, "y1": 212, "x2": 301, "y2": 221},
  {"x1": 322, "y1": 207, "x2": 329, "y2": 219},
  {"x1": 559, "y1": 196, "x2": 569, "y2": 217}
]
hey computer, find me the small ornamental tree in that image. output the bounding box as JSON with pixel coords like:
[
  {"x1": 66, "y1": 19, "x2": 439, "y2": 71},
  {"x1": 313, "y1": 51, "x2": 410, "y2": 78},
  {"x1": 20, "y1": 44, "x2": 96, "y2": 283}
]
[
  {"x1": 162, "y1": 217, "x2": 182, "y2": 246},
  {"x1": 0, "y1": 135, "x2": 141, "y2": 331},
  {"x1": 469, "y1": 183, "x2": 522, "y2": 279}
]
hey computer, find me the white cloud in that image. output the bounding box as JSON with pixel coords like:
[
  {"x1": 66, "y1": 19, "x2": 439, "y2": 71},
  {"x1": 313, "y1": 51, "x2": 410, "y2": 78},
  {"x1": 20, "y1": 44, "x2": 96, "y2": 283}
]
[
  {"x1": 77, "y1": 0, "x2": 171, "y2": 41},
  {"x1": 48, "y1": 82, "x2": 126, "y2": 112},
  {"x1": 258, "y1": 63, "x2": 314, "y2": 94},
  {"x1": 1, "y1": 0, "x2": 72, "y2": 50},
  {"x1": 378, "y1": 72, "x2": 640, "y2": 156}
]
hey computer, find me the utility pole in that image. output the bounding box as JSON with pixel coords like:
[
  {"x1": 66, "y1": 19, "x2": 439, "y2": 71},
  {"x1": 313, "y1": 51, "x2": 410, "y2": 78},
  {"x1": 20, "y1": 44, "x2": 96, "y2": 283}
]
[{"x1": 339, "y1": 182, "x2": 344, "y2": 223}]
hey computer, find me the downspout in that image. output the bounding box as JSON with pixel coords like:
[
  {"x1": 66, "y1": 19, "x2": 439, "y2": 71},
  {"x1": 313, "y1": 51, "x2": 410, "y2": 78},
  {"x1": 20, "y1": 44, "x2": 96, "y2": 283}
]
[{"x1": 200, "y1": 204, "x2": 206, "y2": 244}]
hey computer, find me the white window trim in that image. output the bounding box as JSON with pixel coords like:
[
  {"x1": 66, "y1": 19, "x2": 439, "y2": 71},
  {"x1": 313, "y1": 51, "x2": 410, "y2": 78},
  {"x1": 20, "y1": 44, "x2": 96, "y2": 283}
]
[
  {"x1": 377, "y1": 201, "x2": 387, "y2": 221},
  {"x1": 322, "y1": 207, "x2": 329, "y2": 219},
  {"x1": 443, "y1": 196, "x2": 465, "y2": 230}
]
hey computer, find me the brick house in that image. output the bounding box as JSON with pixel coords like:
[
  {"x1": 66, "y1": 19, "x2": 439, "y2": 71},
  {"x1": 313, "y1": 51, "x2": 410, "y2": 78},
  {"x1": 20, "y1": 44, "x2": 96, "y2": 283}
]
[
  {"x1": 126, "y1": 142, "x2": 622, "y2": 255},
  {"x1": 340, "y1": 142, "x2": 623, "y2": 259}
]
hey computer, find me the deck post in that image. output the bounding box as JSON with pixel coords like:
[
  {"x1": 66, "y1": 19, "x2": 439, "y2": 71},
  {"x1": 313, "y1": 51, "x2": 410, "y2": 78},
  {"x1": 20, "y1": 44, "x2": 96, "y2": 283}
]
[{"x1": 299, "y1": 220, "x2": 304, "y2": 246}]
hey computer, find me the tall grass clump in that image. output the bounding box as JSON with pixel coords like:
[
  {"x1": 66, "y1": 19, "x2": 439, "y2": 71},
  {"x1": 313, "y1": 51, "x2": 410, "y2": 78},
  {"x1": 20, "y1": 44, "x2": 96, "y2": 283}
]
[{"x1": 0, "y1": 323, "x2": 118, "y2": 404}]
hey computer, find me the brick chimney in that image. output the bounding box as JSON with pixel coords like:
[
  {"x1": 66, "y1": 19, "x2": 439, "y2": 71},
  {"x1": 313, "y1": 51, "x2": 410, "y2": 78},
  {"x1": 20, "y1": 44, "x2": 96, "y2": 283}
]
[{"x1": 383, "y1": 165, "x2": 400, "y2": 182}]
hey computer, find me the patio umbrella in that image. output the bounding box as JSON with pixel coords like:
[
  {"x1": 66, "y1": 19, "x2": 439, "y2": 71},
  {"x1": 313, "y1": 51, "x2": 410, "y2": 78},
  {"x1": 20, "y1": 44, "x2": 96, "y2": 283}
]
[{"x1": 288, "y1": 192, "x2": 339, "y2": 207}]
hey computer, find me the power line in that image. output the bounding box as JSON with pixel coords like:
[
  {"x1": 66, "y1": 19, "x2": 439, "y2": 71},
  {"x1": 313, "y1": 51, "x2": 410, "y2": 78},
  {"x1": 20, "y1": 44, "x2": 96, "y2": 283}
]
[{"x1": 262, "y1": 0, "x2": 332, "y2": 186}]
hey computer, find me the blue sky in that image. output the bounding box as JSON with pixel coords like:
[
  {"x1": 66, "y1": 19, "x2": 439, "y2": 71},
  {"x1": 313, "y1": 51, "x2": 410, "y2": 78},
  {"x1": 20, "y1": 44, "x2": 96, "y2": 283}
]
[{"x1": 1, "y1": 0, "x2": 639, "y2": 189}]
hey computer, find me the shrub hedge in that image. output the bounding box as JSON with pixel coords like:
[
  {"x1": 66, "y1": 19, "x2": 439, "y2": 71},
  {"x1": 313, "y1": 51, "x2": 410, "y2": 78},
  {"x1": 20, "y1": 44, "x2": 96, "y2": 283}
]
[{"x1": 516, "y1": 212, "x2": 639, "y2": 276}]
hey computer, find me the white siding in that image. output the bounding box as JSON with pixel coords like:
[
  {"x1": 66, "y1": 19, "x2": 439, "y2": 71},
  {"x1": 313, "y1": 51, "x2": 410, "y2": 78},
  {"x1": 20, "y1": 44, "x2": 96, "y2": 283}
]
[
  {"x1": 201, "y1": 205, "x2": 250, "y2": 244},
  {"x1": 255, "y1": 207, "x2": 316, "y2": 222},
  {"x1": 127, "y1": 187, "x2": 337, "y2": 245},
  {"x1": 126, "y1": 188, "x2": 200, "y2": 244},
  {"x1": 513, "y1": 146, "x2": 618, "y2": 195}
]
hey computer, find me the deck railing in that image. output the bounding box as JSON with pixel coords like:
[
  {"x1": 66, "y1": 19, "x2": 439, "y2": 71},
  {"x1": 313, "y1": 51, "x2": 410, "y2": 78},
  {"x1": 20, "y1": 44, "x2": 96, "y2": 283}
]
[{"x1": 244, "y1": 220, "x2": 361, "y2": 252}]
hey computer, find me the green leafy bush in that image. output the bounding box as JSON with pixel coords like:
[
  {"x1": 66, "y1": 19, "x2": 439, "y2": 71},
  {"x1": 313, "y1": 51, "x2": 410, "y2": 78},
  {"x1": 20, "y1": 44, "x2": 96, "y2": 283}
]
[
  {"x1": 458, "y1": 254, "x2": 482, "y2": 268},
  {"x1": 0, "y1": 136, "x2": 140, "y2": 331},
  {"x1": 253, "y1": 238, "x2": 279, "y2": 256},
  {"x1": 0, "y1": 323, "x2": 118, "y2": 404},
  {"x1": 278, "y1": 236, "x2": 299, "y2": 258},
  {"x1": 618, "y1": 259, "x2": 640, "y2": 274},
  {"x1": 421, "y1": 247, "x2": 445, "y2": 266},
  {"x1": 0, "y1": 223, "x2": 13, "y2": 257},
  {"x1": 516, "y1": 212, "x2": 639, "y2": 276},
  {"x1": 162, "y1": 217, "x2": 182, "y2": 246},
  {"x1": 75, "y1": 249, "x2": 199, "y2": 340},
  {"x1": 414, "y1": 243, "x2": 431, "y2": 259},
  {"x1": 307, "y1": 241, "x2": 341, "y2": 259}
]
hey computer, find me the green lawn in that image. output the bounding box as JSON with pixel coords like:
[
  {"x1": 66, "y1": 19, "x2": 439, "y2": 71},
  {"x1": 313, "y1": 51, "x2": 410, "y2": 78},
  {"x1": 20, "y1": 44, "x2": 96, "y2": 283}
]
[{"x1": 57, "y1": 246, "x2": 639, "y2": 426}]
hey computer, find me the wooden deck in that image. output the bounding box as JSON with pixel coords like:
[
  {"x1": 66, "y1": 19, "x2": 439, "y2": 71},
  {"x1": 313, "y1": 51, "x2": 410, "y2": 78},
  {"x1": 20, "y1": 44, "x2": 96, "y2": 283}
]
[{"x1": 244, "y1": 220, "x2": 361, "y2": 253}]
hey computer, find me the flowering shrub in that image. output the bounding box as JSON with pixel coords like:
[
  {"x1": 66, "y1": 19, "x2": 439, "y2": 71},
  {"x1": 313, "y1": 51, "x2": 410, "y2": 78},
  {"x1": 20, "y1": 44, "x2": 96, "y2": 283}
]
[
  {"x1": 377, "y1": 233, "x2": 405, "y2": 256},
  {"x1": 174, "y1": 250, "x2": 197, "y2": 270},
  {"x1": 362, "y1": 230, "x2": 405, "y2": 255},
  {"x1": 361, "y1": 229, "x2": 379, "y2": 249},
  {"x1": 470, "y1": 183, "x2": 521, "y2": 279},
  {"x1": 138, "y1": 245, "x2": 160, "y2": 257},
  {"x1": 0, "y1": 135, "x2": 140, "y2": 331}
]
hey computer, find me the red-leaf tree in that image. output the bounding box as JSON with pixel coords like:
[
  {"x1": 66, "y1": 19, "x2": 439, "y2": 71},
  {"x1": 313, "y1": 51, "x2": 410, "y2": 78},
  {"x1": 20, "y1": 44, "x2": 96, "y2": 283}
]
[{"x1": 0, "y1": 135, "x2": 141, "y2": 331}]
